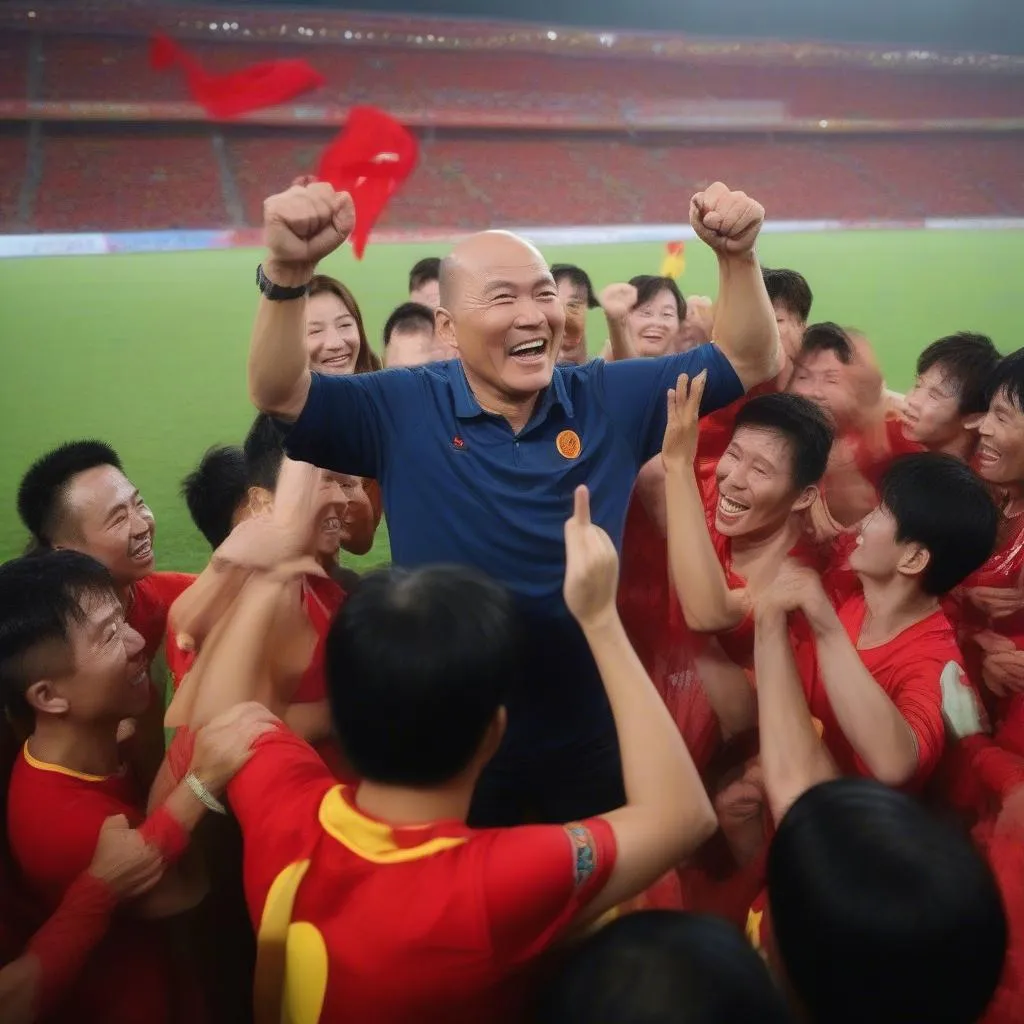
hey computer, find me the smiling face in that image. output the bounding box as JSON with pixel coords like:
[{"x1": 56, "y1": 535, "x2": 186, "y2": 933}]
[
  {"x1": 58, "y1": 465, "x2": 155, "y2": 588},
  {"x1": 976, "y1": 387, "x2": 1024, "y2": 486},
  {"x1": 788, "y1": 350, "x2": 858, "y2": 431},
  {"x1": 305, "y1": 290, "x2": 362, "y2": 376},
  {"x1": 714, "y1": 425, "x2": 815, "y2": 538},
  {"x1": 316, "y1": 472, "x2": 374, "y2": 560},
  {"x1": 27, "y1": 588, "x2": 150, "y2": 724},
  {"x1": 436, "y1": 232, "x2": 565, "y2": 406},
  {"x1": 902, "y1": 364, "x2": 964, "y2": 447},
  {"x1": 557, "y1": 276, "x2": 589, "y2": 365},
  {"x1": 628, "y1": 287, "x2": 680, "y2": 358}
]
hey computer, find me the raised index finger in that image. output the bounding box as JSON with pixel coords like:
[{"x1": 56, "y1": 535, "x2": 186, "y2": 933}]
[{"x1": 572, "y1": 484, "x2": 592, "y2": 526}]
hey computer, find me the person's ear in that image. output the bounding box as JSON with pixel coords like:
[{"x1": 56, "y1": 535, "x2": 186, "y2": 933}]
[
  {"x1": 24, "y1": 680, "x2": 70, "y2": 717},
  {"x1": 246, "y1": 487, "x2": 274, "y2": 518},
  {"x1": 898, "y1": 542, "x2": 931, "y2": 582},
  {"x1": 478, "y1": 706, "x2": 507, "y2": 765},
  {"x1": 791, "y1": 484, "x2": 819, "y2": 514},
  {"x1": 435, "y1": 307, "x2": 459, "y2": 354}
]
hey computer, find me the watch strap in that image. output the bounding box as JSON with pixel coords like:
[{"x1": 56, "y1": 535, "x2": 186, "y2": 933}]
[{"x1": 257, "y1": 263, "x2": 311, "y2": 301}]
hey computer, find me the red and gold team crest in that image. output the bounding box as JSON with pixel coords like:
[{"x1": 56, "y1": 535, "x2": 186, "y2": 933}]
[{"x1": 556, "y1": 430, "x2": 582, "y2": 460}]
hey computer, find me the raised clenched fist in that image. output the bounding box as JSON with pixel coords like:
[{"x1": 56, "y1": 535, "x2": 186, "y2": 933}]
[
  {"x1": 690, "y1": 183, "x2": 765, "y2": 255},
  {"x1": 599, "y1": 282, "x2": 638, "y2": 323},
  {"x1": 263, "y1": 182, "x2": 355, "y2": 270}
]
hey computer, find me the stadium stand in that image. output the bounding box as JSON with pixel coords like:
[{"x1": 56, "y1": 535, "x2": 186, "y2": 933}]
[{"x1": 1, "y1": 26, "x2": 1022, "y2": 231}]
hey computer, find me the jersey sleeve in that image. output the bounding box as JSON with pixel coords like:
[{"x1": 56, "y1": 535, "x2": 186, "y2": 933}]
[
  {"x1": 227, "y1": 726, "x2": 336, "y2": 919},
  {"x1": 857, "y1": 658, "x2": 951, "y2": 788},
  {"x1": 278, "y1": 371, "x2": 388, "y2": 480},
  {"x1": 480, "y1": 817, "x2": 617, "y2": 965},
  {"x1": 599, "y1": 345, "x2": 745, "y2": 466}
]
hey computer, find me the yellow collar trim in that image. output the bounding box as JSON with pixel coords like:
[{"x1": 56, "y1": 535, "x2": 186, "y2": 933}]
[{"x1": 23, "y1": 741, "x2": 115, "y2": 783}]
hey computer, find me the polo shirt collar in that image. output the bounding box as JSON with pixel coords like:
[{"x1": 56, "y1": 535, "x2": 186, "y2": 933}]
[{"x1": 450, "y1": 362, "x2": 575, "y2": 423}]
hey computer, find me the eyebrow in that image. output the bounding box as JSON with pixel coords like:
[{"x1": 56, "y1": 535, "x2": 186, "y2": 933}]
[
  {"x1": 91, "y1": 609, "x2": 119, "y2": 642},
  {"x1": 103, "y1": 490, "x2": 139, "y2": 525},
  {"x1": 484, "y1": 276, "x2": 555, "y2": 295}
]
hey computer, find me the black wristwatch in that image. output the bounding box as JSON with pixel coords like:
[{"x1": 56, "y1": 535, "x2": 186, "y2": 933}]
[{"x1": 256, "y1": 263, "x2": 311, "y2": 301}]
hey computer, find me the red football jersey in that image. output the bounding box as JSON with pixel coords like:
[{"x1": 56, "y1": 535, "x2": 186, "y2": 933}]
[
  {"x1": 6, "y1": 746, "x2": 176, "y2": 1024},
  {"x1": 229, "y1": 728, "x2": 617, "y2": 1024},
  {"x1": 850, "y1": 413, "x2": 926, "y2": 492},
  {"x1": 128, "y1": 571, "x2": 196, "y2": 664},
  {"x1": 796, "y1": 594, "x2": 955, "y2": 790}
]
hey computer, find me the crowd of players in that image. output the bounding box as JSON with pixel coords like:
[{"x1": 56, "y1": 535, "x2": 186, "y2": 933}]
[{"x1": 0, "y1": 178, "x2": 1023, "y2": 1024}]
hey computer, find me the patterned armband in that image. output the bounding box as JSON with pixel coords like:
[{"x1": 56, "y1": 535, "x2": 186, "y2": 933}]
[{"x1": 564, "y1": 822, "x2": 598, "y2": 889}]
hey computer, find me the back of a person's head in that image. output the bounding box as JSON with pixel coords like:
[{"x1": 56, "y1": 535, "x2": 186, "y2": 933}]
[
  {"x1": 763, "y1": 268, "x2": 813, "y2": 322},
  {"x1": 383, "y1": 301, "x2": 436, "y2": 348},
  {"x1": 243, "y1": 414, "x2": 286, "y2": 493},
  {"x1": 917, "y1": 332, "x2": 1000, "y2": 416},
  {"x1": 880, "y1": 452, "x2": 998, "y2": 594},
  {"x1": 408, "y1": 256, "x2": 441, "y2": 293},
  {"x1": 537, "y1": 910, "x2": 795, "y2": 1024},
  {"x1": 769, "y1": 778, "x2": 1006, "y2": 1024},
  {"x1": 181, "y1": 445, "x2": 249, "y2": 549},
  {"x1": 0, "y1": 551, "x2": 116, "y2": 720},
  {"x1": 17, "y1": 440, "x2": 123, "y2": 547},
  {"x1": 325, "y1": 565, "x2": 518, "y2": 787}
]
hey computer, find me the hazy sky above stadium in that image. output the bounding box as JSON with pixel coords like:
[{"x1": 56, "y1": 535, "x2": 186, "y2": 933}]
[{"x1": 248, "y1": 0, "x2": 1024, "y2": 54}]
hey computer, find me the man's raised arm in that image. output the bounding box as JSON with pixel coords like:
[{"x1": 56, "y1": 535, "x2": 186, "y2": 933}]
[
  {"x1": 248, "y1": 183, "x2": 355, "y2": 421},
  {"x1": 691, "y1": 182, "x2": 781, "y2": 392}
]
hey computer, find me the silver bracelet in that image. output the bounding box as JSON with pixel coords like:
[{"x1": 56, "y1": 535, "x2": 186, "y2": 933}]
[{"x1": 184, "y1": 770, "x2": 227, "y2": 815}]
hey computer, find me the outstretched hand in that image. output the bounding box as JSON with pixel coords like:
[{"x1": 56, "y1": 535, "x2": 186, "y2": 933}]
[
  {"x1": 563, "y1": 485, "x2": 619, "y2": 629},
  {"x1": 662, "y1": 371, "x2": 706, "y2": 471}
]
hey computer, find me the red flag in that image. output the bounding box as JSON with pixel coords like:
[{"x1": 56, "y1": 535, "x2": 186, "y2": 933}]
[
  {"x1": 149, "y1": 34, "x2": 325, "y2": 119},
  {"x1": 316, "y1": 106, "x2": 419, "y2": 259}
]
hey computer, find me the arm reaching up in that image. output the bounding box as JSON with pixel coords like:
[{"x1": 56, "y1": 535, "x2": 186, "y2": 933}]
[
  {"x1": 663, "y1": 370, "x2": 751, "y2": 633},
  {"x1": 599, "y1": 283, "x2": 639, "y2": 362},
  {"x1": 691, "y1": 183, "x2": 781, "y2": 391},
  {"x1": 249, "y1": 183, "x2": 355, "y2": 421},
  {"x1": 563, "y1": 486, "x2": 717, "y2": 925}
]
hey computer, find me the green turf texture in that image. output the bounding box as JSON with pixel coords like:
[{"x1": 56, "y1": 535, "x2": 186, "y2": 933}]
[{"x1": 2, "y1": 230, "x2": 1022, "y2": 571}]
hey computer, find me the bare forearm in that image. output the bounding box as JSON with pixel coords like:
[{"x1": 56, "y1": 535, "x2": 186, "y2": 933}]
[
  {"x1": 814, "y1": 618, "x2": 919, "y2": 786},
  {"x1": 584, "y1": 613, "x2": 711, "y2": 822},
  {"x1": 634, "y1": 458, "x2": 668, "y2": 538},
  {"x1": 168, "y1": 562, "x2": 250, "y2": 650},
  {"x1": 755, "y1": 610, "x2": 837, "y2": 823},
  {"x1": 713, "y1": 250, "x2": 781, "y2": 390},
  {"x1": 248, "y1": 259, "x2": 314, "y2": 418},
  {"x1": 692, "y1": 639, "x2": 756, "y2": 739},
  {"x1": 665, "y1": 462, "x2": 746, "y2": 632},
  {"x1": 188, "y1": 577, "x2": 295, "y2": 728},
  {"x1": 605, "y1": 314, "x2": 637, "y2": 362}
]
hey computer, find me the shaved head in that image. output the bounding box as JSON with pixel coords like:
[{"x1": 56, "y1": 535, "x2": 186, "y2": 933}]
[{"x1": 439, "y1": 231, "x2": 548, "y2": 310}]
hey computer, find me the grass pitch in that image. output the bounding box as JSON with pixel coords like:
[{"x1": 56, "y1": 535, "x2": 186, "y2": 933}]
[{"x1": 1, "y1": 229, "x2": 1022, "y2": 571}]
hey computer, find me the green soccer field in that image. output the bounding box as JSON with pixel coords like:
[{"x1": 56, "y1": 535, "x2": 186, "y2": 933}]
[{"x1": 1, "y1": 229, "x2": 1022, "y2": 571}]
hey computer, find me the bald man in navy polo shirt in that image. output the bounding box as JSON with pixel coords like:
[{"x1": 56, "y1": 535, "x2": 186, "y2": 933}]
[{"x1": 248, "y1": 180, "x2": 781, "y2": 827}]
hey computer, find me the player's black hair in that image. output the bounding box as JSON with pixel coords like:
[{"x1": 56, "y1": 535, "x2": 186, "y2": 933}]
[
  {"x1": 181, "y1": 445, "x2": 249, "y2": 550},
  {"x1": 383, "y1": 301, "x2": 435, "y2": 348},
  {"x1": 880, "y1": 452, "x2": 998, "y2": 595},
  {"x1": 986, "y1": 347, "x2": 1024, "y2": 413},
  {"x1": 797, "y1": 322, "x2": 854, "y2": 365},
  {"x1": 733, "y1": 393, "x2": 834, "y2": 491},
  {"x1": 0, "y1": 551, "x2": 117, "y2": 719},
  {"x1": 408, "y1": 256, "x2": 441, "y2": 294},
  {"x1": 551, "y1": 263, "x2": 599, "y2": 309},
  {"x1": 243, "y1": 414, "x2": 287, "y2": 493},
  {"x1": 628, "y1": 275, "x2": 686, "y2": 321},
  {"x1": 537, "y1": 910, "x2": 794, "y2": 1024},
  {"x1": 325, "y1": 565, "x2": 518, "y2": 786},
  {"x1": 916, "y1": 333, "x2": 1000, "y2": 416},
  {"x1": 769, "y1": 778, "x2": 1006, "y2": 1024},
  {"x1": 763, "y1": 267, "x2": 813, "y2": 322},
  {"x1": 17, "y1": 441, "x2": 123, "y2": 547}
]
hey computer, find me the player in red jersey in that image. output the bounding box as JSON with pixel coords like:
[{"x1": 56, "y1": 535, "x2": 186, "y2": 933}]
[
  {"x1": 16, "y1": 442, "x2": 195, "y2": 783},
  {"x1": 853, "y1": 332, "x2": 999, "y2": 489},
  {"x1": 0, "y1": 550, "x2": 273, "y2": 1024},
  {"x1": 0, "y1": 815, "x2": 164, "y2": 1024},
  {"x1": 180, "y1": 465, "x2": 717, "y2": 1023}
]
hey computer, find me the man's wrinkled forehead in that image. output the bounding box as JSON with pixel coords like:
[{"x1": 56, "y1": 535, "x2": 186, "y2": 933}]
[{"x1": 441, "y1": 232, "x2": 550, "y2": 307}]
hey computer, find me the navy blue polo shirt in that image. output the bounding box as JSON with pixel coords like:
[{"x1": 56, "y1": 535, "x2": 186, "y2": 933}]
[{"x1": 281, "y1": 345, "x2": 743, "y2": 617}]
